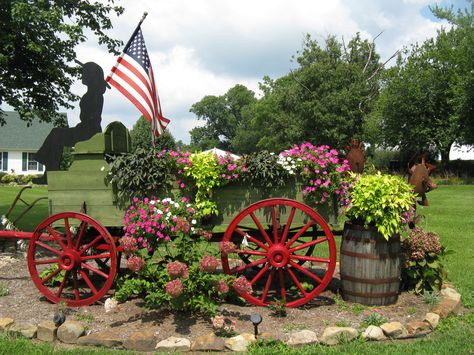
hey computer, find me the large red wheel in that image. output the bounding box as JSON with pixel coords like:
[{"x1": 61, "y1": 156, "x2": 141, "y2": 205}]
[
  {"x1": 27, "y1": 212, "x2": 117, "y2": 307},
  {"x1": 221, "y1": 198, "x2": 336, "y2": 308}
]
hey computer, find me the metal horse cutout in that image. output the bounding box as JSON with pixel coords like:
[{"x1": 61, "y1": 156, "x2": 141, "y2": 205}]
[
  {"x1": 345, "y1": 139, "x2": 366, "y2": 174},
  {"x1": 408, "y1": 154, "x2": 437, "y2": 206}
]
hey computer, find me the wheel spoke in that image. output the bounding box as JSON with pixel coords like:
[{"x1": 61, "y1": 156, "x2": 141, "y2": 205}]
[
  {"x1": 286, "y1": 220, "x2": 315, "y2": 248},
  {"x1": 81, "y1": 253, "x2": 112, "y2": 261},
  {"x1": 287, "y1": 267, "x2": 308, "y2": 297},
  {"x1": 261, "y1": 269, "x2": 274, "y2": 303},
  {"x1": 64, "y1": 218, "x2": 72, "y2": 248},
  {"x1": 35, "y1": 241, "x2": 62, "y2": 256},
  {"x1": 79, "y1": 235, "x2": 103, "y2": 255},
  {"x1": 33, "y1": 258, "x2": 59, "y2": 265},
  {"x1": 40, "y1": 267, "x2": 61, "y2": 285},
  {"x1": 231, "y1": 257, "x2": 267, "y2": 273},
  {"x1": 290, "y1": 255, "x2": 330, "y2": 264},
  {"x1": 278, "y1": 269, "x2": 286, "y2": 302},
  {"x1": 235, "y1": 228, "x2": 268, "y2": 250},
  {"x1": 289, "y1": 261, "x2": 323, "y2": 283},
  {"x1": 74, "y1": 221, "x2": 88, "y2": 249},
  {"x1": 81, "y1": 262, "x2": 109, "y2": 279},
  {"x1": 236, "y1": 249, "x2": 266, "y2": 257},
  {"x1": 271, "y1": 206, "x2": 279, "y2": 243},
  {"x1": 250, "y1": 263, "x2": 270, "y2": 285},
  {"x1": 80, "y1": 270, "x2": 98, "y2": 295},
  {"x1": 289, "y1": 237, "x2": 328, "y2": 253},
  {"x1": 249, "y1": 212, "x2": 273, "y2": 246},
  {"x1": 46, "y1": 226, "x2": 67, "y2": 250},
  {"x1": 280, "y1": 207, "x2": 296, "y2": 245},
  {"x1": 56, "y1": 270, "x2": 69, "y2": 298}
]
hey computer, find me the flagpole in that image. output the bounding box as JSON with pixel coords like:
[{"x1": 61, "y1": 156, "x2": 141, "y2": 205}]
[{"x1": 123, "y1": 12, "x2": 148, "y2": 51}]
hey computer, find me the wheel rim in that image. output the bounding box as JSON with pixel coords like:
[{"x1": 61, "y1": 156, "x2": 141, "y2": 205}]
[
  {"x1": 27, "y1": 212, "x2": 117, "y2": 307},
  {"x1": 222, "y1": 198, "x2": 336, "y2": 308}
]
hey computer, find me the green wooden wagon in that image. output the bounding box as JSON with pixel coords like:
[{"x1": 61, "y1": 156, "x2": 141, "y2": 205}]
[{"x1": 1, "y1": 122, "x2": 339, "y2": 308}]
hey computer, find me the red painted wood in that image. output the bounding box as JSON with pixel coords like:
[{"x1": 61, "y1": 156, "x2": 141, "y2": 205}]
[{"x1": 221, "y1": 198, "x2": 336, "y2": 308}]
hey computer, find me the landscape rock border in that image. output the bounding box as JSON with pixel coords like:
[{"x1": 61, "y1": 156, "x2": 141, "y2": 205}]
[{"x1": 0, "y1": 286, "x2": 463, "y2": 352}]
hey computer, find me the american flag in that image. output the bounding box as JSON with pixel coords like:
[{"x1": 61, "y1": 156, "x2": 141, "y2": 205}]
[{"x1": 106, "y1": 28, "x2": 170, "y2": 141}]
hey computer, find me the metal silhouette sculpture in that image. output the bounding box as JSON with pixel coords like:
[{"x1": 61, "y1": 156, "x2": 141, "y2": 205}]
[
  {"x1": 345, "y1": 139, "x2": 366, "y2": 174},
  {"x1": 35, "y1": 62, "x2": 106, "y2": 183},
  {"x1": 408, "y1": 154, "x2": 437, "y2": 206}
]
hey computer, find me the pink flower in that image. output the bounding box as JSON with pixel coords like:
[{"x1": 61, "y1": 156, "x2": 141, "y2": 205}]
[
  {"x1": 199, "y1": 230, "x2": 213, "y2": 241},
  {"x1": 181, "y1": 196, "x2": 189, "y2": 203},
  {"x1": 166, "y1": 261, "x2": 189, "y2": 279},
  {"x1": 200, "y1": 255, "x2": 219, "y2": 272},
  {"x1": 175, "y1": 218, "x2": 190, "y2": 233},
  {"x1": 216, "y1": 280, "x2": 229, "y2": 294},
  {"x1": 127, "y1": 255, "x2": 145, "y2": 273},
  {"x1": 212, "y1": 315, "x2": 225, "y2": 329},
  {"x1": 232, "y1": 276, "x2": 253, "y2": 294},
  {"x1": 219, "y1": 241, "x2": 237, "y2": 255},
  {"x1": 165, "y1": 279, "x2": 184, "y2": 298},
  {"x1": 120, "y1": 235, "x2": 138, "y2": 255}
]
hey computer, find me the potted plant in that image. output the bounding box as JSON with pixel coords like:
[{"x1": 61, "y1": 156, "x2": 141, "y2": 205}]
[{"x1": 340, "y1": 172, "x2": 417, "y2": 305}]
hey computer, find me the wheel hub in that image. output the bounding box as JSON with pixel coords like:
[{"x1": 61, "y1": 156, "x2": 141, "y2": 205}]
[
  {"x1": 268, "y1": 244, "x2": 289, "y2": 268},
  {"x1": 58, "y1": 250, "x2": 80, "y2": 271}
]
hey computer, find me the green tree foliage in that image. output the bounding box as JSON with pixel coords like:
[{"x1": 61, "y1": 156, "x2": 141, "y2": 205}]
[
  {"x1": 189, "y1": 84, "x2": 257, "y2": 151},
  {"x1": 234, "y1": 34, "x2": 382, "y2": 152},
  {"x1": 0, "y1": 0, "x2": 124, "y2": 125},
  {"x1": 130, "y1": 116, "x2": 177, "y2": 151}
]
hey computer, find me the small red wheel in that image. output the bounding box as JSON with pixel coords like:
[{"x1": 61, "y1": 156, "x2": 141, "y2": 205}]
[
  {"x1": 27, "y1": 212, "x2": 117, "y2": 307},
  {"x1": 221, "y1": 198, "x2": 336, "y2": 308}
]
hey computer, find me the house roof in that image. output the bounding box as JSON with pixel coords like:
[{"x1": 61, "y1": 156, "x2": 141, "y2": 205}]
[{"x1": 0, "y1": 111, "x2": 63, "y2": 150}]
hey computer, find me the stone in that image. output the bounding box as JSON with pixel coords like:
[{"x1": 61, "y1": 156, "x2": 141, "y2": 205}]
[
  {"x1": 441, "y1": 287, "x2": 462, "y2": 303},
  {"x1": 0, "y1": 318, "x2": 14, "y2": 332},
  {"x1": 380, "y1": 322, "x2": 408, "y2": 338},
  {"x1": 156, "y1": 336, "x2": 191, "y2": 352},
  {"x1": 424, "y1": 312, "x2": 440, "y2": 329},
  {"x1": 191, "y1": 332, "x2": 225, "y2": 352},
  {"x1": 77, "y1": 330, "x2": 123, "y2": 348},
  {"x1": 320, "y1": 327, "x2": 358, "y2": 345},
  {"x1": 123, "y1": 330, "x2": 156, "y2": 352},
  {"x1": 37, "y1": 320, "x2": 58, "y2": 342},
  {"x1": 362, "y1": 325, "x2": 386, "y2": 341},
  {"x1": 9, "y1": 322, "x2": 37, "y2": 339},
  {"x1": 225, "y1": 333, "x2": 256, "y2": 352},
  {"x1": 104, "y1": 297, "x2": 119, "y2": 313},
  {"x1": 258, "y1": 332, "x2": 279, "y2": 342},
  {"x1": 406, "y1": 321, "x2": 431, "y2": 334},
  {"x1": 431, "y1": 298, "x2": 461, "y2": 318},
  {"x1": 57, "y1": 320, "x2": 85, "y2": 344},
  {"x1": 286, "y1": 330, "x2": 318, "y2": 346}
]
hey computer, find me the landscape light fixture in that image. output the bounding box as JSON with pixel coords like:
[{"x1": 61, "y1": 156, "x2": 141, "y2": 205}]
[{"x1": 250, "y1": 313, "x2": 263, "y2": 337}]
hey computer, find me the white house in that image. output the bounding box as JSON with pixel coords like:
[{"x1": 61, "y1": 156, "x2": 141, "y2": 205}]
[
  {"x1": 450, "y1": 144, "x2": 474, "y2": 160},
  {"x1": 0, "y1": 111, "x2": 57, "y2": 175}
]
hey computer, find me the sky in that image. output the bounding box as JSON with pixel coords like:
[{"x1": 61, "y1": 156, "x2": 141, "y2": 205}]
[{"x1": 8, "y1": 0, "x2": 470, "y2": 143}]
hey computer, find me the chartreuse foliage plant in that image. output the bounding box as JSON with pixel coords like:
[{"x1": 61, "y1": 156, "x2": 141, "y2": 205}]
[{"x1": 346, "y1": 172, "x2": 417, "y2": 240}]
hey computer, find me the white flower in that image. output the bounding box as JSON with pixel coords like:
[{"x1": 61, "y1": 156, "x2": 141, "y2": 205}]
[
  {"x1": 155, "y1": 209, "x2": 163, "y2": 215},
  {"x1": 286, "y1": 157, "x2": 292, "y2": 161},
  {"x1": 191, "y1": 219, "x2": 197, "y2": 225},
  {"x1": 270, "y1": 152, "x2": 275, "y2": 155},
  {"x1": 100, "y1": 166, "x2": 105, "y2": 171},
  {"x1": 297, "y1": 158, "x2": 302, "y2": 162},
  {"x1": 166, "y1": 212, "x2": 172, "y2": 217},
  {"x1": 174, "y1": 202, "x2": 179, "y2": 208},
  {"x1": 191, "y1": 227, "x2": 195, "y2": 232},
  {"x1": 186, "y1": 204, "x2": 191, "y2": 208},
  {"x1": 289, "y1": 170, "x2": 294, "y2": 174}
]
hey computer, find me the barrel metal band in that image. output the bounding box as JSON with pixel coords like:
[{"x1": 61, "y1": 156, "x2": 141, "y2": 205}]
[
  {"x1": 340, "y1": 249, "x2": 401, "y2": 260},
  {"x1": 342, "y1": 235, "x2": 376, "y2": 244},
  {"x1": 342, "y1": 289, "x2": 399, "y2": 298},
  {"x1": 341, "y1": 274, "x2": 400, "y2": 284}
]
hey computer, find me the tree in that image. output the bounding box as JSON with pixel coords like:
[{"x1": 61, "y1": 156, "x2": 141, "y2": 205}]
[
  {"x1": 234, "y1": 33, "x2": 383, "y2": 152},
  {"x1": 0, "y1": 0, "x2": 124, "y2": 125},
  {"x1": 130, "y1": 116, "x2": 177, "y2": 151},
  {"x1": 189, "y1": 84, "x2": 257, "y2": 152}
]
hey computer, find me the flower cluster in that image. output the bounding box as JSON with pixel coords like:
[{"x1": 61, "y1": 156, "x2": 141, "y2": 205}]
[
  {"x1": 122, "y1": 197, "x2": 197, "y2": 252},
  {"x1": 276, "y1": 153, "x2": 298, "y2": 175},
  {"x1": 219, "y1": 241, "x2": 237, "y2": 256},
  {"x1": 165, "y1": 279, "x2": 184, "y2": 298},
  {"x1": 402, "y1": 227, "x2": 443, "y2": 261},
  {"x1": 217, "y1": 154, "x2": 247, "y2": 184},
  {"x1": 215, "y1": 280, "x2": 229, "y2": 294},
  {"x1": 119, "y1": 235, "x2": 138, "y2": 255},
  {"x1": 212, "y1": 315, "x2": 236, "y2": 337},
  {"x1": 200, "y1": 255, "x2": 219, "y2": 272},
  {"x1": 167, "y1": 261, "x2": 189, "y2": 279},
  {"x1": 281, "y1": 143, "x2": 352, "y2": 207},
  {"x1": 126, "y1": 255, "x2": 145, "y2": 273},
  {"x1": 232, "y1": 275, "x2": 253, "y2": 294}
]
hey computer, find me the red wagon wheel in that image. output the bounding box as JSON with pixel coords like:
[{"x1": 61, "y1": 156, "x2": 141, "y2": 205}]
[
  {"x1": 27, "y1": 212, "x2": 117, "y2": 307},
  {"x1": 221, "y1": 198, "x2": 336, "y2": 308}
]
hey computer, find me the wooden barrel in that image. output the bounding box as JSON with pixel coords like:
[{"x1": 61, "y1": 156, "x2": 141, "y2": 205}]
[{"x1": 340, "y1": 222, "x2": 401, "y2": 305}]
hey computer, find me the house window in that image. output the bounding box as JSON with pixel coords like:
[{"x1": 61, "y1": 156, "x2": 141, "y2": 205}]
[
  {"x1": 0, "y1": 152, "x2": 7, "y2": 171},
  {"x1": 22, "y1": 152, "x2": 44, "y2": 172}
]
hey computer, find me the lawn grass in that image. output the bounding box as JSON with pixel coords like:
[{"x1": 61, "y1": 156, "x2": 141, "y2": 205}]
[{"x1": 0, "y1": 184, "x2": 473, "y2": 354}]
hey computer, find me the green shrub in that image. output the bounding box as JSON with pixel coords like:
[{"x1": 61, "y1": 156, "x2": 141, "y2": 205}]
[
  {"x1": 361, "y1": 312, "x2": 387, "y2": 327},
  {"x1": 1, "y1": 174, "x2": 15, "y2": 184}
]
